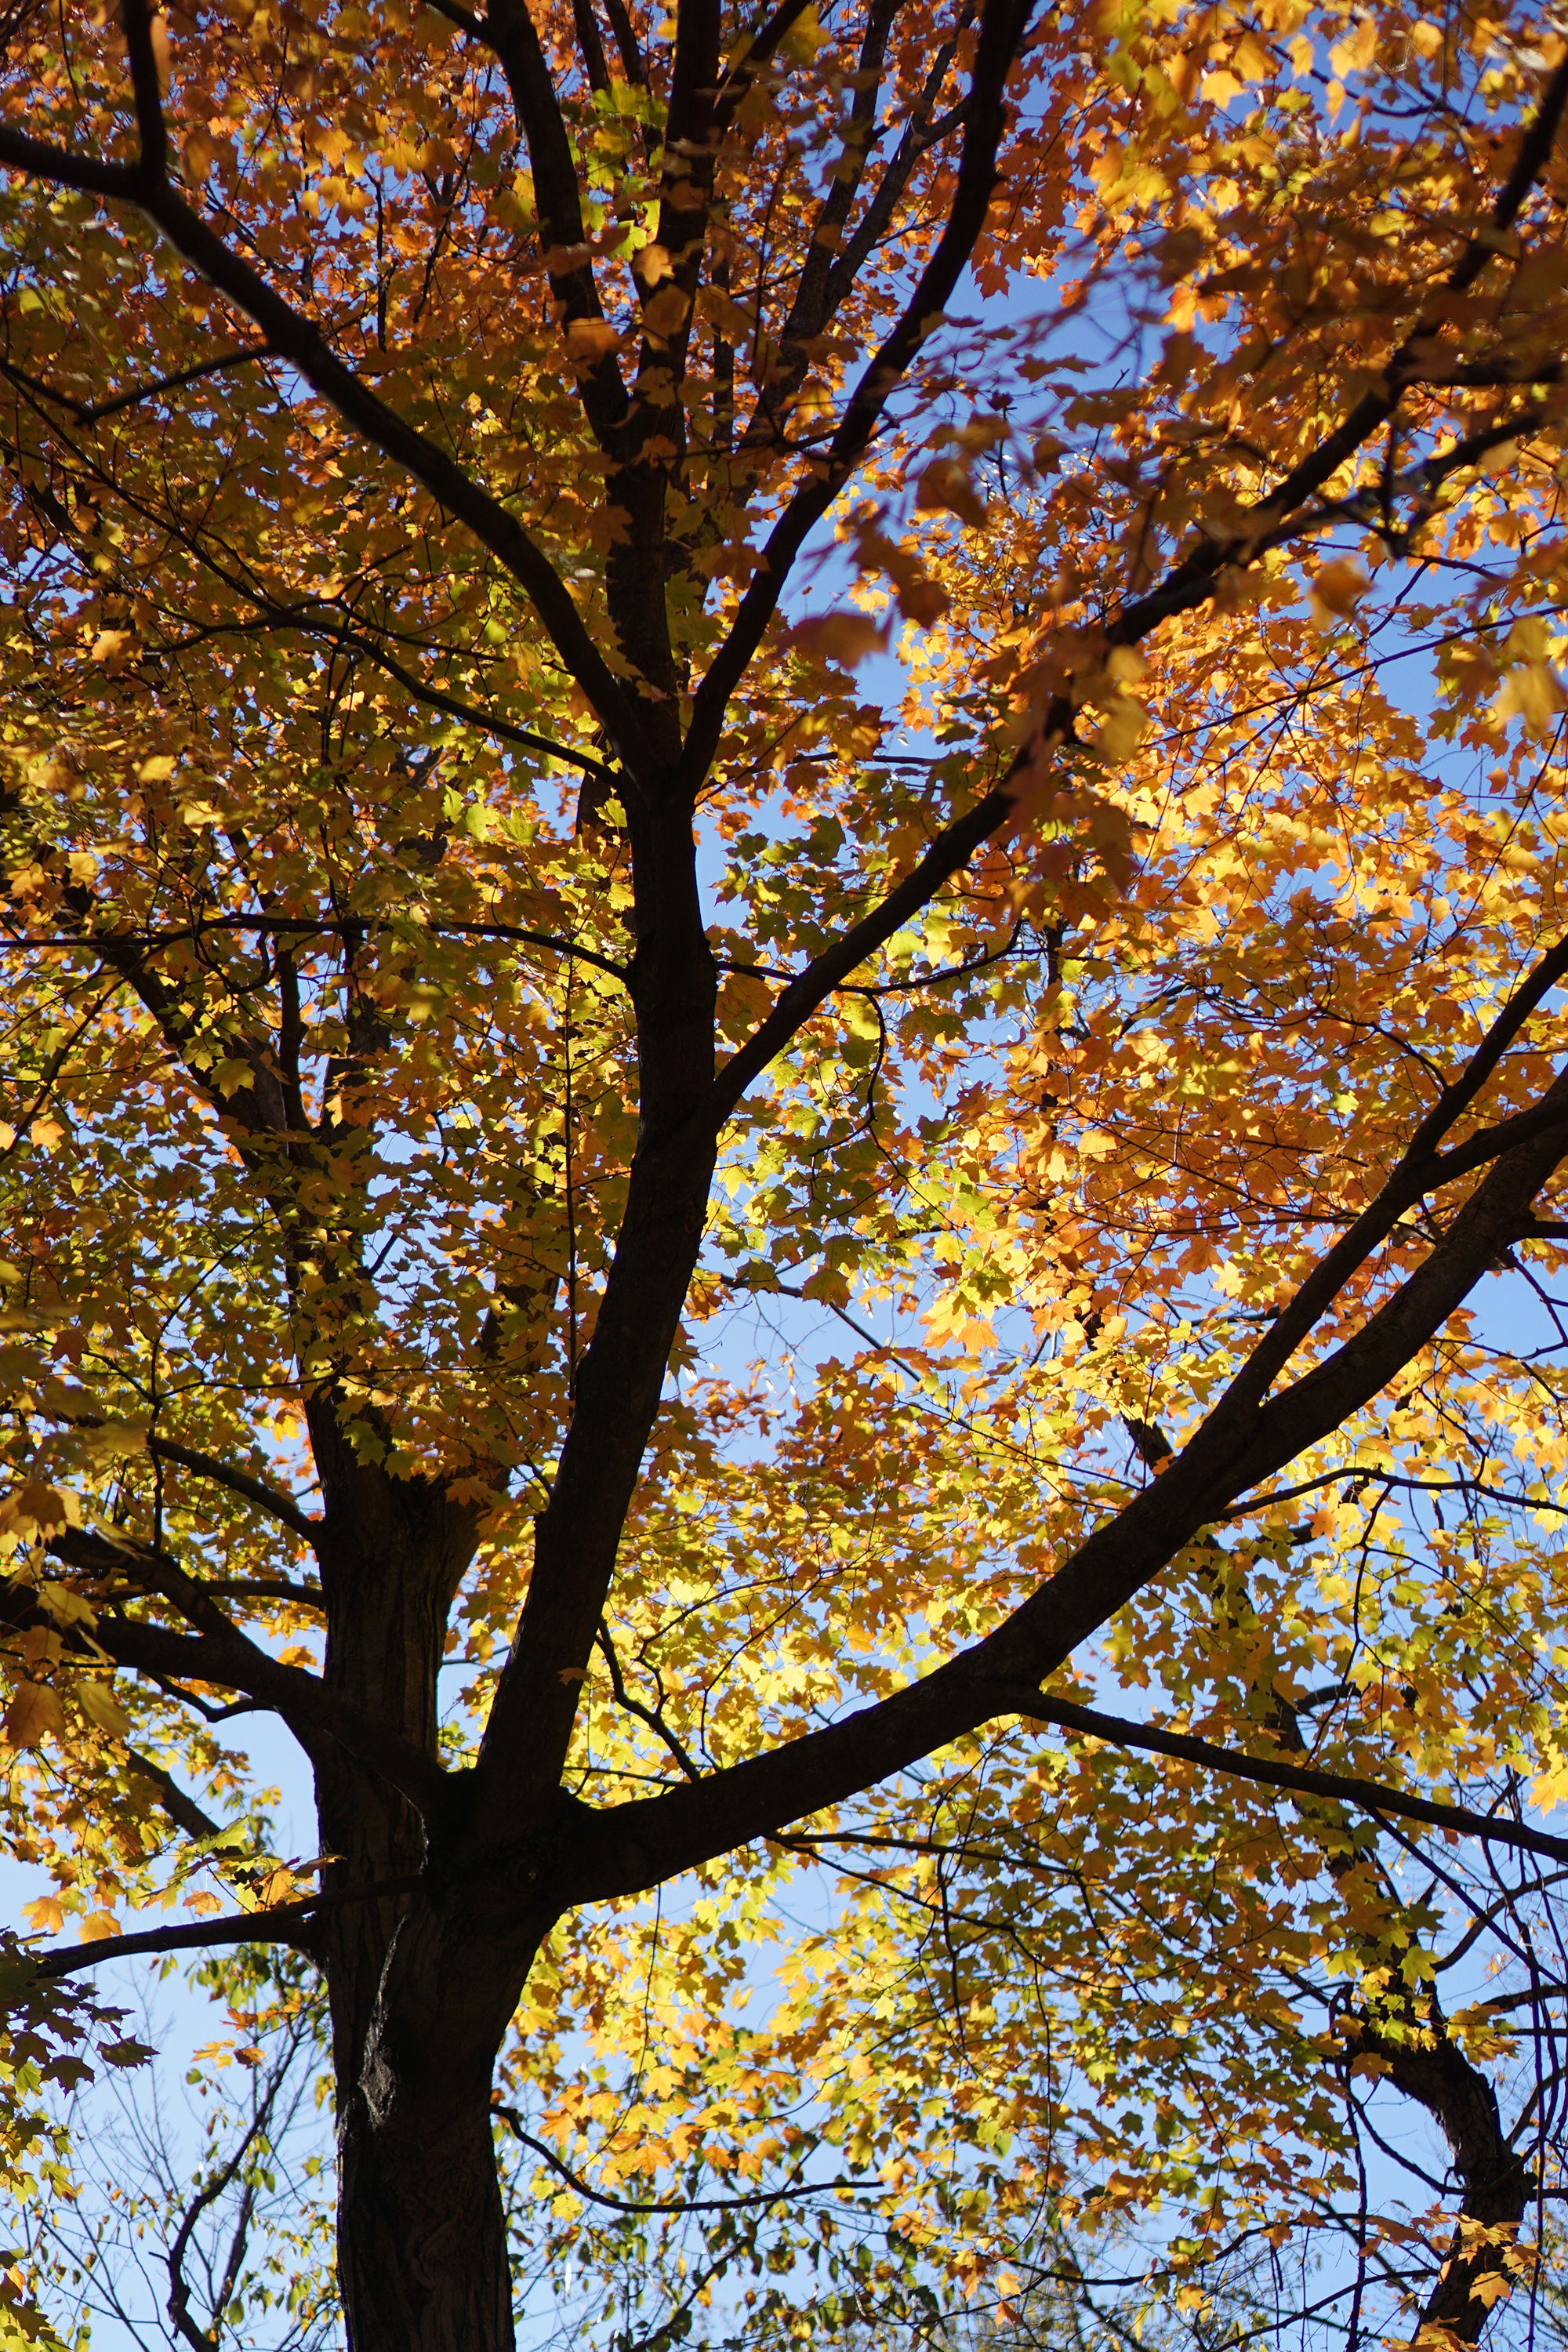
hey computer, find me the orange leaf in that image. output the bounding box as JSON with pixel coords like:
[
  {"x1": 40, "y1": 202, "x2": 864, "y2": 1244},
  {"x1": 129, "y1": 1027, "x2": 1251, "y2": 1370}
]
[
  {"x1": 788, "y1": 611, "x2": 891, "y2": 668},
  {"x1": 914, "y1": 459, "x2": 989, "y2": 532}
]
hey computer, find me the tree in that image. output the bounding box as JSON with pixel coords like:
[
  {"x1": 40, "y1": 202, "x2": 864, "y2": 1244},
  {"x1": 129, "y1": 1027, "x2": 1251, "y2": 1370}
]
[{"x1": 3, "y1": 0, "x2": 1568, "y2": 2339}]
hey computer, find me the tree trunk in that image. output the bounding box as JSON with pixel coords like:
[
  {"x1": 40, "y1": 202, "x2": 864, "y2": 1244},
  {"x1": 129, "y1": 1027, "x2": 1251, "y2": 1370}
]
[
  {"x1": 305, "y1": 1456, "x2": 527, "y2": 2350},
  {"x1": 332, "y1": 1891, "x2": 550, "y2": 2352},
  {"x1": 336, "y1": 2069, "x2": 515, "y2": 2352}
]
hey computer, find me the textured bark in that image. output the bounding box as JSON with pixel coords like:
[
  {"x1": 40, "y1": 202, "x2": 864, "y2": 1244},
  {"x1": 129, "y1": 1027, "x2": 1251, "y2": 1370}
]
[
  {"x1": 336, "y1": 2074, "x2": 516, "y2": 2352},
  {"x1": 312, "y1": 1453, "x2": 477, "y2": 2079},
  {"x1": 307, "y1": 1450, "x2": 524, "y2": 2349},
  {"x1": 331, "y1": 1857, "x2": 561, "y2": 2350}
]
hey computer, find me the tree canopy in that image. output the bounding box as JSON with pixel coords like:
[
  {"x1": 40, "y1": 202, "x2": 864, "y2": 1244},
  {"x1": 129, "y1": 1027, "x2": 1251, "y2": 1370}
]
[{"x1": 2, "y1": 0, "x2": 1568, "y2": 2342}]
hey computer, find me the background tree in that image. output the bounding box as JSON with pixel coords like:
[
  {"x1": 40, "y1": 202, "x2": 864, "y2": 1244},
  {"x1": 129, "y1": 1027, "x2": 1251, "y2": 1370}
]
[{"x1": 3, "y1": 0, "x2": 1568, "y2": 2343}]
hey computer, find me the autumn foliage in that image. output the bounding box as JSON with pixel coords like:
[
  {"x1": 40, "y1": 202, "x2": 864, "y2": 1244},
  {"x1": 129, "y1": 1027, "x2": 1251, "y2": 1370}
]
[{"x1": 1, "y1": 0, "x2": 1567, "y2": 2341}]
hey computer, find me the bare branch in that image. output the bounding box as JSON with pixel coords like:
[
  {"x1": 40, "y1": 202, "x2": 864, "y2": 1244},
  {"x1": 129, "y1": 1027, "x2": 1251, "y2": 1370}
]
[
  {"x1": 492, "y1": 2105, "x2": 862, "y2": 2212},
  {"x1": 166, "y1": 2027, "x2": 298, "y2": 2352}
]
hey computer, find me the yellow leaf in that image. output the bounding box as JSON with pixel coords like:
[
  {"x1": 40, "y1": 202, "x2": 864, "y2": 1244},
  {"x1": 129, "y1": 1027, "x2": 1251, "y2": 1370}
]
[
  {"x1": 3, "y1": 1682, "x2": 65, "y2": 1749},
  {"x1": 565, "y1": 318, "x2": 620, "y2": 364},
  {"x1": 1093, "y1": 693, "x2": 1149, "y2": 764},
  {"x1": 1309, "y1": 560, "x2": 1369, "y2": 625},
  {"x1": 78, "y1": 1679, "x2": 132, "y2": 1738},
  {"x1": 643, "y1": 284, "x2": 691, "y2": 339},
  {"x1": 1329, "y1": 15, "x2": 1377, "y2": 74},
  {"x1": 89, "y1": 630, "x2": 136, "y2": 673},
  {"x1": 183, "y1": 122, "x2": 216, "y2": 180},
  {"x1": 788, "y1": 611, "x2": 890, "y2": 668},
  {"x1": 5, "y1": 1483, "x2": 81, "y2": 1534},
  {"x1": 21, "y1": 1896, "x2": 63, "y2": 1936},
  {"x1": 78, "y1": 1913, "x2": 118, "y2": 1944},
  {"x1": 1494, "y1": 662, "x2": 1566, "y2": 734},
  {"x1": 781, "y1": 2, "x2": 826, "y2": 61}
]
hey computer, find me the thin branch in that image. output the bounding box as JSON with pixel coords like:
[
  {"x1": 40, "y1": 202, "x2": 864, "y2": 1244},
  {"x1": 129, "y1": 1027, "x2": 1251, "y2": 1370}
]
[
  {"x1": 492, "y1": 2106, "x2": 865, "y2": 2212},
  {"x1": 166, "y1": 2031, "x2": 296, "y2": 2352},
  {"x1": 3, "y1": 913, "x2": 631, "y2": 985},
  {"x1": 25, "y1": 1873, "x2": 423, "y2": 1980},
  {"x1": 708, "y1": 781, "x2": 1016, "y2": 1120},
  {"x1": 593, "y1": 1624, "x2": 703, "y2": 1782},
  {"x1": 123, "y1": 1748, "x2": 226, "y2": 1843},
  {"x1": 1106, "y1": 52, "x2": 1568, "y2": 649},
  {"x1": 203, "y1": 1577, "x2": 325, "y2": 1609},
  {"x1": 1011, "y1": 1692, "x2": 1568, "y2": 1867},
  {"x1": 145, "y1": 1438, "x2": 321, "y2": 1549},
  {"x1": 1219, "y1": 1466, "x2": 1568, "y2": 1520},
  {"x1": 0, "y1": 340, "x2": 273, "y2": 425}
]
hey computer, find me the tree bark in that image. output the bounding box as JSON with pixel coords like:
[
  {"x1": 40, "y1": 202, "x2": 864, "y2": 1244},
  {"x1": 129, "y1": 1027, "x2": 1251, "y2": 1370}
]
[
  {"x1": 332, "y1": 1874, "x2": 557, "y2": 2352},
  {"x1": 336, "y1": 2074, "x2": 515, "y2": 2352}
]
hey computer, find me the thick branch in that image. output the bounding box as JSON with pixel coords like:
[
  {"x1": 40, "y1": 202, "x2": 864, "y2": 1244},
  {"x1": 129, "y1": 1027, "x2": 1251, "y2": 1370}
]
[
  {"x1": 51, "y1": 1531, "x2": 452, "y2": 1822},
  {"x1": 123, "y1": 1748, "x2": 226, "y2": 1843},
  {"x1": 486, "y1": 0, "x2": 631, "y2": 445},
  {"x1": 25, "y1": 1875, "x2": 422, "y2": 1980}
]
